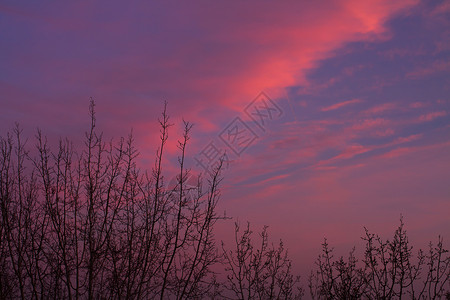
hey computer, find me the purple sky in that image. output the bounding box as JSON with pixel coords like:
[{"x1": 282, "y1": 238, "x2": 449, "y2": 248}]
[{"x1": 1, "y1": 0, "x2": 449, "y2": 275}]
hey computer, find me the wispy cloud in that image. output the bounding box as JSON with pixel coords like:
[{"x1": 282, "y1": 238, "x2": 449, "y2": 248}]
[
  {"x1": 352, "y1": 118, "x2": 388, "y2": 130},
  {"x1": 410, "y1": 101, "x2": 427, "y2": 108},
  {"x1": 393, "y1": 133, "x2": 423, "y2": 144},
  {"x1": 362, "y1": 103, "x2": 396, "y2": 115},
  {"x1": 419, "y1": 111, "x2": 447, "y2": 122},
  {"x1": 321, "y1": 99, "x2": 362, "y2": 112},
  {"x1": 407, "y1": 60, "x2": 450, "y2": 79}
]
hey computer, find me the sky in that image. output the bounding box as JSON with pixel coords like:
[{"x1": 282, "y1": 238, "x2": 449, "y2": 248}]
[{"x1": 1, "y1": 0, "x2": 450, "y2": 276}]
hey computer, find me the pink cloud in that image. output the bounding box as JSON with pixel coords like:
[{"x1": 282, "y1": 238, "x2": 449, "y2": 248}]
[
  {"x1": 379, "y1": 147, "x2": 413, "y2": 159},
  {"x1": 418, "y1": 111, "x2": 447, "y2": 122},
  {"x1": 375, "y1": 128, "x2": 395, "y2": 136},
  {"x1": 363, "y1": 102, "x2": 396, "y2": 115},
  {"x1": 410, "y1": 101, "x2": 427, "y2": 108},
  {"x1": 378, "y1": 47, "x2": 426, "y2": 59},
  {"x1": 352, "y1": 118, "x2": 388, "y2": 130},
  {"x1": 407, "y1": 60, "x2": 450, "y2": 79},
  {"x1": 394, "y1": 133, "x2": 422, "y2": 144},
  {"x1": 229, "y1": 136, "x2": 450, "y2": 273},
  {"x1": 0, "y1": 0, "x2": 421, "y2": 145},
  {"x1": 332, "y1": 144, "x2": 372, "y2": 160},
  {"x1": 321, "y1": 99, "x2": 363, "y2": 112},
  {"x1": 430, "y1": 1, "x2": 450, "y2": 15},
  {"x1": 314, "y1": 144, "x2": 373, "y2": 168}
]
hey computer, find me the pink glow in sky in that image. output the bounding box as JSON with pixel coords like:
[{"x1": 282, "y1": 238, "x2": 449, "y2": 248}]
[{"x1": 1, "y1": 0, "x2": 449, "y2": 276}]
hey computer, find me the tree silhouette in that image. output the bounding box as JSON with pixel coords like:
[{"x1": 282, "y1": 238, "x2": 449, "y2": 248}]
[
  {"x1": 2, "y1": 101, "x2": 449, "y2": 299},
  {"x1": 0, "y1": 100, "x2": 225, "y2": 299},
  {"x1": 309, "y1": 217, "x2": 450, "y2": 299},
  {"x1": 221, "y1": 222, "x2": 303, "y2": 299}
]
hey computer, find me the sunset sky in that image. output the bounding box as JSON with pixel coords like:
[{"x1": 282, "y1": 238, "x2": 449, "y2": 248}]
[{"x1": 1, "y1": 1, "x2": 449, "y2": 275}]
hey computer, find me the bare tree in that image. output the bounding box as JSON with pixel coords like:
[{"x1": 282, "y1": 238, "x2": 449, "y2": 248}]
[
  {"x1": 0, "y1": 125, "x2": 45, "y2": 299},
  {"x1": 3, "y1": 100, "x2": 450, "y2": 300},
  {"x1": 309, "y1": 240, "x2": 365, "y2": 300},
  {"x1": 158, "y1": 119, "x2": 225, "y2": 299},
  {"x1": 0, "y1": 100, "x2": 225, "y2": 299},
  {"x1": 221, "y1": 222, "x2": 303, "y2": 299},
  {"x1": 309, "y1": 218, "x2": 450, "y2": 300}
]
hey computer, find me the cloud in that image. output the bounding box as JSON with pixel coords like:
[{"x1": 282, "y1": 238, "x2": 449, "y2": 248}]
[
  {"x1": 321, "y1": 99, "x2": 363, "y2": 112},
  {"x1": 380, "y1": 147, "x2": 412, "y2": 159},
  {"x1": 362, "y1": 103, "x2": 396, "y2": 115},
  {"x1": 418, "y1": 111, "x2": 447, "y2": 122},
  {"x1": 352, "y1": 118, "x2": 388, "y2": 130},
  {"x1": 410, "y1": 101, "x2": 427, "y2": 108},
  {"x1": 375, "y1": 128, "x2": 395, "y2": 136},
  {"x1": 0, "y1": 0, "x2": 420, "y2": 136},
  {"x1": 378, "y1": 47, "x2": 426, "y2": 59},
  {"x1": 407, "y1": 60, "x2": 450, "y2": 79},
  {"x1": 314, "y1": 144, "x2": 373, "y2": 168},
  {"x1": 430, "y1": 1, "x2": 450, "y2": 15},
  {"x1": 394, "y1": 133, "x2": 422, "y2": 144}
]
